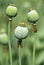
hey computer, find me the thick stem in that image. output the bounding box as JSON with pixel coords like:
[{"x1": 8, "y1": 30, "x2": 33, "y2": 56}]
[
  {"x1": 8, "y1": 18, "x2": 12, "y2": 65},
  {"x1": 19, "y1": 45, "x2": 21, "y2": 65},
  {"x1": 33, "y1": 33, "x2": 37, "y2": 65}
]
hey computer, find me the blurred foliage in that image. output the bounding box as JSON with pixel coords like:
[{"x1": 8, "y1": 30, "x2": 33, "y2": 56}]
[{"x1": 0, "y1": 0, "x2": 44, "y2": 65}]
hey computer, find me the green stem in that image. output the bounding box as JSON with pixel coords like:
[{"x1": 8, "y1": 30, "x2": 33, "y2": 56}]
[
  {"x1": 33, "y1": 33, "x2": 36, "y2": 65},
  {"x1": 8, "y1": 19, "x2": 12, "y2": 65},
  {"x1": 19, "y1": 45, "x2": 21, "y2": 65}
]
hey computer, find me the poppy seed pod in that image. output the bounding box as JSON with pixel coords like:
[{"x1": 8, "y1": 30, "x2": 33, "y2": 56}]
[
  {"x1": 14, "y1": 23, "x2": 29, "y2": 39},
  {"x1": 27, "y1": 10, "x2": 39, "y2": 24},
  {"x1": 6, "y1": 5, "x2": 17, "y2": 17},
  {"x1": 0, "y1": 33, "x2": 8, "y2": 44}
]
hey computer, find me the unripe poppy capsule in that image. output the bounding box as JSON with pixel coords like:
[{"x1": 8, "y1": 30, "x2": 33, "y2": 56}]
[
  {"x1": 14, "y1": 23, "x2": 29, "y2": 48},
  {"x1": 27, "y1": 10, "x2": 39, "y2": 24},
  {"x1": 14, "y1": 23, "x2": 29, "y2": 39},
  {"x1": 6, "y1": 4, "x2": 17, "y2": 17}
]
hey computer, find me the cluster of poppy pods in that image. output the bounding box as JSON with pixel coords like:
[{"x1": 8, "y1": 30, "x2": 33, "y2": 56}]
[{"x1": 6, "y1": 4, "x2": 39, "y2": 47}]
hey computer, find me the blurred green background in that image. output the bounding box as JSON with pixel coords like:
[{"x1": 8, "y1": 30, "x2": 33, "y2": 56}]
[{"x1": 0, "y1": 0, "x2": 44, "y2": 65}]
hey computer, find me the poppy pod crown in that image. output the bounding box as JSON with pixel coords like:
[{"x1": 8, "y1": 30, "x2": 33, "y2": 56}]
[{"x1": 19, "y1": 22, "x2": 26, "y2": 27}]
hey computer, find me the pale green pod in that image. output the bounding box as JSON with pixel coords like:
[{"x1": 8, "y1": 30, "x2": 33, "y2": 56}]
[
  {"x1": 14, "y1": 26, "x2": 29, "y2": 39},
  {"x1": 27, "y1": 10, "x2": 39, "y2": 23},
  {"x1": 6, "y1": 5, "x2": 17, "y2": 17}
]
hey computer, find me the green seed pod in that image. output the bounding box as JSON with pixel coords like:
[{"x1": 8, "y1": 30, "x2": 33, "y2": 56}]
[
  {"x1": 6, "y1": 5, "x2": 17, "y2": 17},
  {"x1": 27, "y1": 10, "x2": 39, "y2": 24},
  {"x1": 0, "y1": 33, "x2": 8, "y2": 44},
  {"x1": 14, "y1": 23, "x2": 29, "y2": 39}
]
